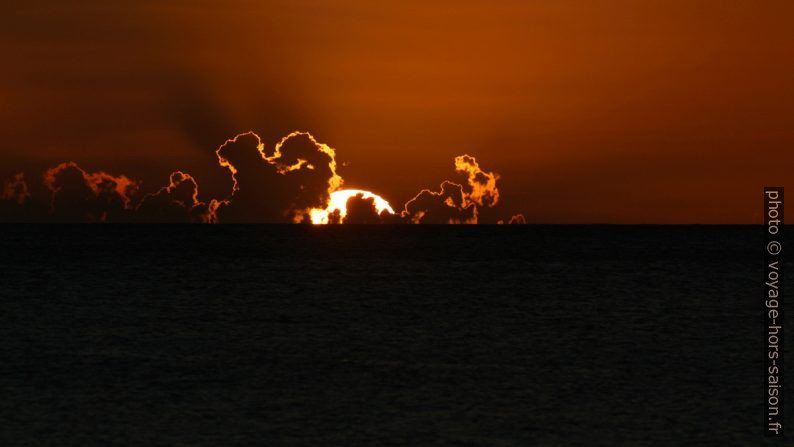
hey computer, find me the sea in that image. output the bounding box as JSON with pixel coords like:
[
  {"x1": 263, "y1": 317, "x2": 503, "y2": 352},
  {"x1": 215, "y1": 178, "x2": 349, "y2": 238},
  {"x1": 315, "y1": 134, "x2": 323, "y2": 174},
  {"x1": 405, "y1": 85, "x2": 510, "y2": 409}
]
[{"x1": 0, "y1": 225, "x2": 789, "y2": 445}]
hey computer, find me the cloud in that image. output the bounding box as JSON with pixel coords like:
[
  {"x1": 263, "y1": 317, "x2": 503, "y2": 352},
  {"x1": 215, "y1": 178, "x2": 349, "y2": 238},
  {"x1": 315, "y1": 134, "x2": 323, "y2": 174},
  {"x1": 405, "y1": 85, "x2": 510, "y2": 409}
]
[
  {"x1": 455, "y1": 154, "x2": 499, "y2": 208},
  {"x1": 499, "y1": 213, "x2": 526, "y2": 224},
  {"x1": 2, "y1": 173, "x2": 30, "y2": 205},
  {"x1": 343, "y1": 193, "x2": 382, "y2": 224},
  {"x1": 327, "y1": 208, "x2": 342, "y2": 224},
  {"x1": 0, "y1": 173, "x2": 42, "y2": 222},
  {"x1": 0, "y1": 132, "x2": 523, "y2": 224},
  {"x1": 403, "y1": 154, "x2": 502, "y2": 224},
  {"x1": 403, "y1": 181, "x2": 476, "y2": 224},
  {"x1": 135, "y1": 171, "x2": 219, "y2": 223},
  {"x1": 214, "y1": 131, "x2": 342, "y2": 223},
  {"x1": 43, "y1": 162, "x2": 138, "y2": 222}
]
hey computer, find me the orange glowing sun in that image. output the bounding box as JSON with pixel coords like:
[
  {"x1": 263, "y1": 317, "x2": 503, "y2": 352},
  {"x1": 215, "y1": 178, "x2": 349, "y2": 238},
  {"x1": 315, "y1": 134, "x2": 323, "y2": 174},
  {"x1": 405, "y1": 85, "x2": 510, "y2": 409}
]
[{"x1": 310, "y1": 189, "x2": 395, "y2": 224}]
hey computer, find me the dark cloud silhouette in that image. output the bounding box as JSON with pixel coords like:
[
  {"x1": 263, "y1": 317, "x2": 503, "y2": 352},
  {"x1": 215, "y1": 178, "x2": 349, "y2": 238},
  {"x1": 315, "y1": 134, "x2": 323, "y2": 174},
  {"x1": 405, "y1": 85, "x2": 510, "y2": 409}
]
[
  {"x1": 0, "y1": 133, "x2": 522, "y2": 224},
  {"x1": 2, "y1": 173, "x2": 30, "y2": 205},
  {"x1": 135, "y1": 171, "x2": 219, "y2": 223},
  {"x1": 327, "y1": 208, "x2": 342, "y2": 224},
  {"x1": 215, "y1": 131, "x2": 342, "y2": 223},
  {"x1": 499, "y1": 213, "x2": 527, "y2": 224},
  {"x1": 43, "y1": 162, "x2": 138, "y2": 222},
  {"x1": 403, "y1": 155, "x2": 500, "y2": 224},
  {"x1": 0, "y1": 173, "x2": 44, "y2": 222},
  {"x1": 343, "y1": 194, "x2": 382, "y2": 224},
  {"x1": 379, "y1": 209, "x2": 406, "y2": 224},
  {"x1": 403, "y1": 181, "x2": 477, "y2": 224}
]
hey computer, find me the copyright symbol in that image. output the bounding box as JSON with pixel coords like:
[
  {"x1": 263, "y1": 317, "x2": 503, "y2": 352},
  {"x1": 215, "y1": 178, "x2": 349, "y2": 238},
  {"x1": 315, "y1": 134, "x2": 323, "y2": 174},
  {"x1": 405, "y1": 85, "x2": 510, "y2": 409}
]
[{"x1": 768, "y1": 241, "x2": 782, "y2": 255}]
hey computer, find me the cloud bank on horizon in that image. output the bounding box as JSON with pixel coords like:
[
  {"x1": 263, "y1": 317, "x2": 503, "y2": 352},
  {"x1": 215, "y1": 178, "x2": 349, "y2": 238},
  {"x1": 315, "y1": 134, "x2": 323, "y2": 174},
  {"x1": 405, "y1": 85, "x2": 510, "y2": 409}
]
[{"x1": 0, "y1": 131, "x2": 525, "y2": 224}]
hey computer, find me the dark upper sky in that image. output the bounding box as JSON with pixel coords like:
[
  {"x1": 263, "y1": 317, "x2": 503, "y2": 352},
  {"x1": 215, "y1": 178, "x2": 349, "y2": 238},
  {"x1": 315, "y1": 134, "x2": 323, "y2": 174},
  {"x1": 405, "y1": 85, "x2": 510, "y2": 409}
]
[{"x1": 2, "y1": 0, "x2": 792, "y2": 222}]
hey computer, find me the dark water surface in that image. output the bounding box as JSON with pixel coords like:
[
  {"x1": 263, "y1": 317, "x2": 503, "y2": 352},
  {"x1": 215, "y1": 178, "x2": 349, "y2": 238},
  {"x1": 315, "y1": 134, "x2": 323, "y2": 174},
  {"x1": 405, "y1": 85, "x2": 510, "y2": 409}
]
[{"x1": 0, "y1": 225, "x2": 789, "y2": 445}]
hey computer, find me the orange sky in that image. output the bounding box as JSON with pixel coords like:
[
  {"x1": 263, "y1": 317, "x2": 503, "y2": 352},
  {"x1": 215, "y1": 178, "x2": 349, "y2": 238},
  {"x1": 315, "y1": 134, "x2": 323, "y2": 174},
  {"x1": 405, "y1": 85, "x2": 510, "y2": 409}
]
[{"x1": 1, "y1": 0, "x2": 792, "y2": 223}]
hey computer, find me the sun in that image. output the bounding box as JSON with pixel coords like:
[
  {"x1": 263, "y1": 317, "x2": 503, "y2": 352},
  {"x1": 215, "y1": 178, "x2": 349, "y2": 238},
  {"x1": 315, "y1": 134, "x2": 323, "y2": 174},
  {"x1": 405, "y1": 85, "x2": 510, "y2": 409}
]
[{"x1": 310, "y1": 189, "x2": 395, "y2": 224}]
